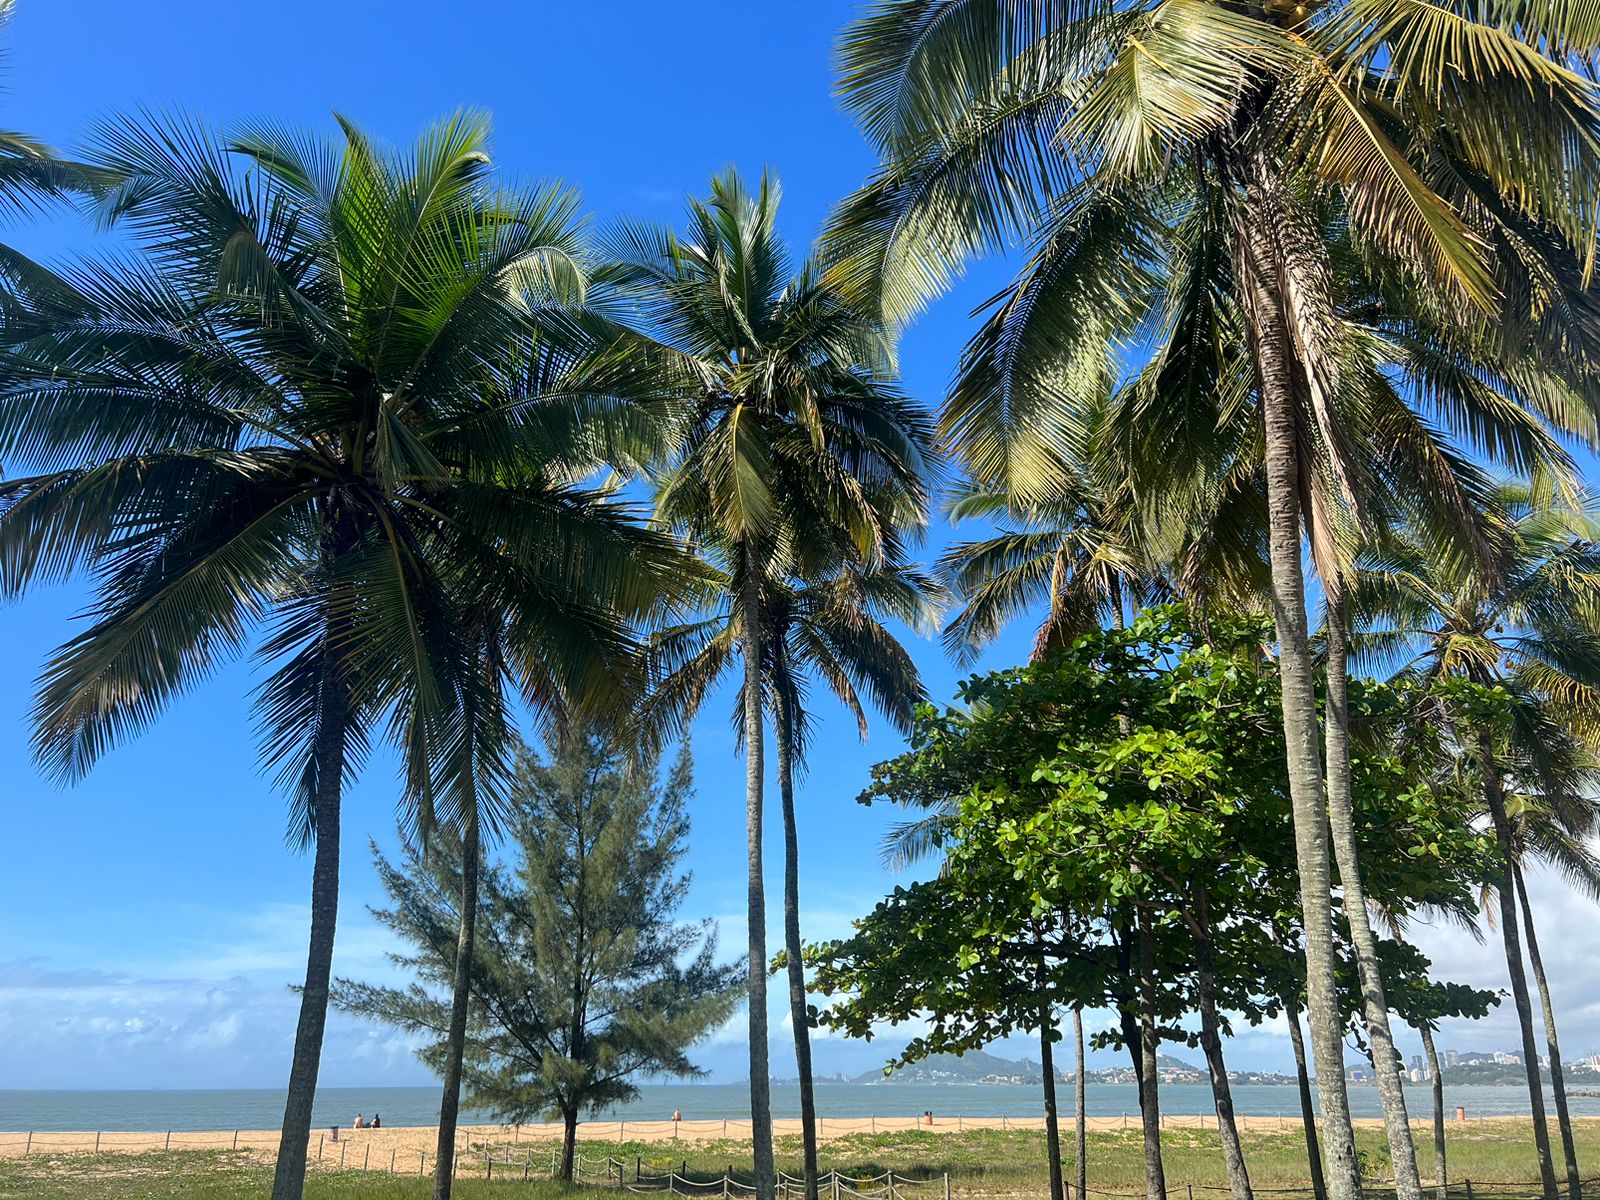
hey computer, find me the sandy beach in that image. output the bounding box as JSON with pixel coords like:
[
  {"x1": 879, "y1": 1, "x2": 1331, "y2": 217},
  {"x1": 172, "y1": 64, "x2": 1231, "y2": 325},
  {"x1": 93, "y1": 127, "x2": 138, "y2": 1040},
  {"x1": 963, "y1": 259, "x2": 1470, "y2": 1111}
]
[{"x1": 0, "y1": 1112, "x2": 1496, "y2": 1163}]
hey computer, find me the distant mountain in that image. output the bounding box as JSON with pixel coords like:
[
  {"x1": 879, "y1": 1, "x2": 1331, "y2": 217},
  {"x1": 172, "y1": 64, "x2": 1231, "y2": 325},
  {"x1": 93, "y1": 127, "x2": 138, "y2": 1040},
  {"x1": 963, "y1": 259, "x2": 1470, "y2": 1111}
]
[
  {"x1": 855, "y1": 1050, "x2": 1047, "y2": 1085},
  {"x1": 850, "y1": 1049, "x2": 1207, "y2": 1086}
]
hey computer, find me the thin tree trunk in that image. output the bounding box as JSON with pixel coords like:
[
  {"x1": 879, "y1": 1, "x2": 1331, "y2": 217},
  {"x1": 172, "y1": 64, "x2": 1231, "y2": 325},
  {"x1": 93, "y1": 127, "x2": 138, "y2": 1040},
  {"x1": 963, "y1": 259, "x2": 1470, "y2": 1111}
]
[
  {"x1": 1480, "y1": 737, "x2": 1559, "y2": 1200},
  {"x1": 1323, "y1": 589, "x2": 1423, "y2": 1200},
  {"x1": 743, "y1": 567, "x2": 775, "y2": 1200},
  {"x1": 776, "y1": 690, "x2": 819, "y2": 1200},
  {"x1": 1515, "y1": 862, "x2": 1580, "y2": 1200},
  {"x1": 1237, "y1": 179, "x2": 1362, "y2": 1200},
  {"x1": 270, "y1": 664, "x2": 347, "y2": 1200},
  {"x1": 561, "y1": 1107, "x2": 579, "y2": 1182},
  {"x1": 1136, "y1": 910, "x2": 1166, "y2": 1200},
  {"x1": 1041, "y1": 1003, "x2": 1066, "y2": 1200},
  {"x1": 1417, "y1": 1024, "x2": 1447, "y2": 1200},
  {"x1": 1075, "y1": 1007, "x2": 1088, "y2": 1200},
  {"x1": 1193, "y1": 891, "x2": 1252, "y2": 1200},
  {"x1": 1287, "y1": 1004, "x2": 1328, "y2": 1200},
  {"x1": 433, "y1": 811, "x2": 480, "y2": 1200}
]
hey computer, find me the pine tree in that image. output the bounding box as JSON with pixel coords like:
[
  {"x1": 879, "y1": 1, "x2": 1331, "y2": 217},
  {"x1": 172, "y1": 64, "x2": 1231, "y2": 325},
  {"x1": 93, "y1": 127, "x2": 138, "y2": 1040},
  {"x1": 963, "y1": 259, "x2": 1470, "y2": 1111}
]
[{"x1": 332, "y1": 728, "x2": 744, "y2": 1178}]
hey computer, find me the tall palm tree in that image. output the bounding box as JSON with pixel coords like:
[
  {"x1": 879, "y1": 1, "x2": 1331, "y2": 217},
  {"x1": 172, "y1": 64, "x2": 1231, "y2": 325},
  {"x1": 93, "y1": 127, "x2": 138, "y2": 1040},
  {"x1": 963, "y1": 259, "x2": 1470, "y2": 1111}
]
[
  {"x1": 1351, "y1": 490, "x2": 1600, "y2": 1200},
  {"x1": 0, "y1": 111, "x2": 682, "y2": 1200},
  {"x1": 604, "y1": 168, "x2": 933, "y2": 1200},
  {"x1": 827, "y1": 9, "x2": 1600, "y2": 1197},
  {"x1": 648, "y1": 555, "x2": 941, "y2": 1200}
]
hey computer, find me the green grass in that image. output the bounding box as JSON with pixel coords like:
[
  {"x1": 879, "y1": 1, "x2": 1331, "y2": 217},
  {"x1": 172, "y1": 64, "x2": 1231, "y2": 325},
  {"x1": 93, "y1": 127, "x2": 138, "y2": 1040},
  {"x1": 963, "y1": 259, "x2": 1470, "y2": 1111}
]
[{"x1": 3, "y1": 1123, "x2": 1593, "y2": 1200}]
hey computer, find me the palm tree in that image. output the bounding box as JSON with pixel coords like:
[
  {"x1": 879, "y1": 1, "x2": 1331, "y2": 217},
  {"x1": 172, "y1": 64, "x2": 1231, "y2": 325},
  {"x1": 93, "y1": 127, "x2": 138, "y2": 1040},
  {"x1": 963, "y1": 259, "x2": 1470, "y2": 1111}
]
[
  {"x1": 0, "y1": 111, "x2": 683, "y2": 1200},
  {"x1": 827, "y1": 9, "x2": 1600, "y2": 1197},
  {"x1": 603, "y1": 169, "x2": 933, "y2": 1200},
  {"x1": 939, "y1": 473, "x2": 1163, "y2": 660},
  {"x1": 649, "y1": 555, "x2": 941, "y2": 1200},
  {"x1": 1351, "y1": 490, "x2": 1600, "y2": 1200}
]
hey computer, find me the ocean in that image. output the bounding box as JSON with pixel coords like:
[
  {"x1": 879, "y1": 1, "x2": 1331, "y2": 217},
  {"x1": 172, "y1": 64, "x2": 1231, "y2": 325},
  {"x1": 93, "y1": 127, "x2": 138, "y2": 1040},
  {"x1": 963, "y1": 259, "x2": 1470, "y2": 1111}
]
[{"x1": 0, "y1": 1083, "x2": 1591, "y2": 1133}]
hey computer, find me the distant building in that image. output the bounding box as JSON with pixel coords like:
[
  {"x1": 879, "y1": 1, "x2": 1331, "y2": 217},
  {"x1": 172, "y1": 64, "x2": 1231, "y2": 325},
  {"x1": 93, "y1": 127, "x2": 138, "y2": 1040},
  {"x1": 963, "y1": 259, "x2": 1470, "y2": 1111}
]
[
  {"x1": 1445, "y1": 1050, "x2": 1461, "y2": 1067},
  {"x1": 1410, "y1": 1068, "x2": 1425, "y2": 1084}
]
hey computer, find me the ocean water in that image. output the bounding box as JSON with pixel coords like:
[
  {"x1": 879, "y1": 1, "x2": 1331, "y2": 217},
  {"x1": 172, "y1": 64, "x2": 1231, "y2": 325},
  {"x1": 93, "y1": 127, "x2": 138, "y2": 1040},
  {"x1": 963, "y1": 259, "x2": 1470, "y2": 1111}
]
[{"x1": 0, "y1": 1083, "x2": 1591, "y2": 1133}]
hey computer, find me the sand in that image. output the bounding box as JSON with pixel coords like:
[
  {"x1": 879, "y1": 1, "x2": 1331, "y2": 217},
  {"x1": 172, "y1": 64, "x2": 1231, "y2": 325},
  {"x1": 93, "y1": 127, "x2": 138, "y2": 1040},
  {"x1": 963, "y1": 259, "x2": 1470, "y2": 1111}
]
[{"x1": 0, "y1": 1112, "x2": 1467, "y2": 1163}]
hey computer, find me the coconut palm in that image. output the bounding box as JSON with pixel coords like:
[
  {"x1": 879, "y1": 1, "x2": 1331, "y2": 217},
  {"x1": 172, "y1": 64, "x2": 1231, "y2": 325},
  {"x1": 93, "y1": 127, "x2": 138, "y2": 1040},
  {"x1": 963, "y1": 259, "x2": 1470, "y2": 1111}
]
[
  {"x1": 828, "y1": 7, "x2": 1600, "y2": 1195},
  {"x1": 0, "y1": 111, "x2": 684, "y2": 1200},
  {"x1": 602, "y1": 168, "x2": 933, "y2": 1200},
  {"x1": 647, "y1": 552, "x2": 941, "y2": 1199},
  {"x1": 1351, "y1": 489, "x2": 1600, "y2": 1200}
]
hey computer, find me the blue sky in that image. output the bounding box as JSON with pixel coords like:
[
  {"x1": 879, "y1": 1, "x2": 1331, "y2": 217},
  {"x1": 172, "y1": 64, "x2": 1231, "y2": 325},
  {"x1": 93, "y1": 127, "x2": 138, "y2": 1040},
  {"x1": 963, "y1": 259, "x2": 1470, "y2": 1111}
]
[{"x1": 0, "y1": 0, "x2": 1582, "y2": 1092}]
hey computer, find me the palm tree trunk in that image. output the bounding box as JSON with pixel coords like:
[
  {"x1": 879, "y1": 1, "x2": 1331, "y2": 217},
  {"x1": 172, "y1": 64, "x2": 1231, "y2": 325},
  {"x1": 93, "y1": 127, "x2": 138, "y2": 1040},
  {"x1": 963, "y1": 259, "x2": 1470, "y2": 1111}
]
[
  {"x1": 775, "y1": 690, "x2": 820, "y2": 1200},
  {"x1": 433, "y1": 810, "x2": 480, "y2": 1200},
  {"x1": 1136, "y1": 909, "x2": 1166, "y2": 1200},
  {"x1": 1417, "y1": 1024, "x2": 1446, "y2": 1200},
  {"x1": 743, "y1": 567, "x2": 776, "y2": 1200},
  {"x1": 1238, "y1": 182, "x2": 1362, "y2": 1200},
  {"x1": 1287, "y1": 1004, "x2": 1329, "y2": 1200},
  {"x1": 1194, "y1": 891, "x2": 1252, "y2": 1200},
  {"x1": 1323, "y1": 589, "x2": 1423, "y2": 1200},
  {"x1": 1514, "y1": 862, "x2": 1580, "y2": 1200},
  {"x1": 1074, "y1": 1006, "x2": 1088, "y2": 1200},
  {"x1": 561, "y1": 1106, "x2": 579, "y2": 1181},
  {"x1": 1479, "y1": 737, "x2": 1559, "y2": 1200},
  {"x1": 270, "y1": 674, "x2": 347, "y2": 1200},
  {"x1": 1041, "y1": 1002, "x2": 1066, "y2": 1200}
]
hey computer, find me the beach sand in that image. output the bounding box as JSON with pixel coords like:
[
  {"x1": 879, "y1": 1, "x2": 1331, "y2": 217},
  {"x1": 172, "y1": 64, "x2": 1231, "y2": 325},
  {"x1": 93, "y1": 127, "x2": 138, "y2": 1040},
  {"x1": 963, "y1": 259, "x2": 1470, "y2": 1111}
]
[{"x1": 0, "y1": 1112, "x2": 1442, "y2": 1163}]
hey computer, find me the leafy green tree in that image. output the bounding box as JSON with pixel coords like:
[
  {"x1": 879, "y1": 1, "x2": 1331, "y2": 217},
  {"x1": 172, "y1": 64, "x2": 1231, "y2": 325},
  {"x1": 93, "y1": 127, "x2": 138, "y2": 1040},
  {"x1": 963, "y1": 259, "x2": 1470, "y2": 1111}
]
[
  {"x1": 605, "y1": 168, "x2": 933, "y2": 1200},
  {"x1": 816, "y1": 609, "x2": 1498, "y2": 1200},
  {"x1": 0, "y1": 112, "x2": 682, "y2": 1200},
  {"x1": 826, "y1": 6, "x2": 1600, "y2": 1197},
  {"x1": 333, "y1": 728, "x2": 743, "y2": 1181},
  {"x1": 1353, "y1": 489, "x2": 1600, "y2": 1199}
]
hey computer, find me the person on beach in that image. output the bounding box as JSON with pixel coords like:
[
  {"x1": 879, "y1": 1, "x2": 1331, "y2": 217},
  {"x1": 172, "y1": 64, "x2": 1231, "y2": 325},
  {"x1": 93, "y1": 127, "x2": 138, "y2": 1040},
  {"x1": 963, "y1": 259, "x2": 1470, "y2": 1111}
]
[
  {"x1": 371, "y1": 1114, "x2": 381, "y2": 1129},
  {"x1": 353, "y1": 1114, "x2": 366, "y2": 1129}
]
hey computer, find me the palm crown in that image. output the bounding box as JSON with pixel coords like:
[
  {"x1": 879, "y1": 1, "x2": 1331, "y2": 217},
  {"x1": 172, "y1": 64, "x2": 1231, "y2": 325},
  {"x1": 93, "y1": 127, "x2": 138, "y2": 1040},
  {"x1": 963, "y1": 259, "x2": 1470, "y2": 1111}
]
[{"x1": 0, "y1": 109, "x2": 688, "y2": 1200}]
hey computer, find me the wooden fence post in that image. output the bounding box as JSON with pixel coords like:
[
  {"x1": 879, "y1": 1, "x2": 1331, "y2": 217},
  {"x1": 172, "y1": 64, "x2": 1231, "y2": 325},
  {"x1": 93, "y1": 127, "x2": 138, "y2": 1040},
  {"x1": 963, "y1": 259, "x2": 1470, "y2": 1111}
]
[
  {"x1": 944, "y1": 1172, "x2": 951, "y2": 1200},
  {"x1": 889, "y1": 1169, "x2": 896, "y2": 1200},
  {"x1": 316, "y1": 1135, "x2": 322, "y2": 1160},
  {"x1": 233, "y1": 1129, "x2": 239, "y2": 1150},
  {"x1": 94, "y1": 1131, "x2": 101, "y2": 1154},
  {"x1": 23, "y1": 1132, "x2": 30, "y2": 1156},
  {"x1": 420, "y1": 1150, "x2": 426, "y2": 1176},
  {"x1": 1466, "y1": 1182, "x2": 1474, "y2": 1200},
  {"x1": 166, "y1": 1131, "x2": 173, "y2": 1151},
  {"x1": 340, "y1": 1141, "x2": 347, "y2": 1166},
  {"x1": 487, "y1": 1152, "x2": 493, "y2": 1180},
  {"x1": 364, "y1": 1145, "x2": 370, "y2": 1171}
]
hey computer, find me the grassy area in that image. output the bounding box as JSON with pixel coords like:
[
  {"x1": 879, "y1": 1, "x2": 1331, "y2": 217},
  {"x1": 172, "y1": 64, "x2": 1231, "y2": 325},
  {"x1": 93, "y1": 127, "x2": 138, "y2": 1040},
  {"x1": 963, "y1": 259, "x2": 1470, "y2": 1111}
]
[{"x1": 2, "y1": 1123, "x2": 1592, "y2": 1200}]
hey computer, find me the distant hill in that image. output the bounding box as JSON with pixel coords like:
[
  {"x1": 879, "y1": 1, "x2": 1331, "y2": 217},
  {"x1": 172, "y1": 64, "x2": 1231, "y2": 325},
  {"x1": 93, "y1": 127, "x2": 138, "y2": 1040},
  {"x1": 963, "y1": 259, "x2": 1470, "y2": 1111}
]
[
  {"x1": 854, "y1": 1049, "x2": 1206, "y2": 1085},
  {"x1": 856, "y1": 1050, "x2": 1047, "y2": 1085}
]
